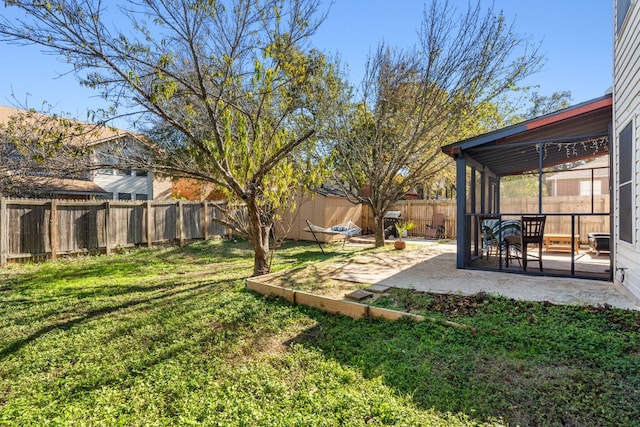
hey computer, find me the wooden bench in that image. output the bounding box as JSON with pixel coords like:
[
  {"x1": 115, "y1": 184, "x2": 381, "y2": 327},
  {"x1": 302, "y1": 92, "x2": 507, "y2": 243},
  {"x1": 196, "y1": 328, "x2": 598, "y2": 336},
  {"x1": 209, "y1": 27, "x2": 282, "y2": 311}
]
[{"x1": 543, "y1": 234, "x2": 579, "y2": 254}]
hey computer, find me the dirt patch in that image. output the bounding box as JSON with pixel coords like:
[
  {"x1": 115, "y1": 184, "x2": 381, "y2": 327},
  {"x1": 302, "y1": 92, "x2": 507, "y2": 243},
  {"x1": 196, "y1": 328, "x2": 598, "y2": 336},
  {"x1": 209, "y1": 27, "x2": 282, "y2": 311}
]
[{"x1": 267, "y1": 263, "x2": 372, "y2": 299}]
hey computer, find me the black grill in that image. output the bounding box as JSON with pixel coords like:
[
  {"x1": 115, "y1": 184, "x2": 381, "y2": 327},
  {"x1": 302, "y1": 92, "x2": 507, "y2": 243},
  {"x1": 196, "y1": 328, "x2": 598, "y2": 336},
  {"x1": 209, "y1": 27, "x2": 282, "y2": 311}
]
[{"x1": 383, "y1": 211, "x2": 402, "y2": 238}]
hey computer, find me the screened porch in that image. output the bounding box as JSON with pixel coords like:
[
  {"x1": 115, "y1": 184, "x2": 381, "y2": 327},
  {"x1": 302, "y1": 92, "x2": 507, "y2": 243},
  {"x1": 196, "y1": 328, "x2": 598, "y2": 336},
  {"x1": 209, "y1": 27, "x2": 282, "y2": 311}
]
[{"x1": 442, "y1": 94, "x2": 613, "y2": 281}]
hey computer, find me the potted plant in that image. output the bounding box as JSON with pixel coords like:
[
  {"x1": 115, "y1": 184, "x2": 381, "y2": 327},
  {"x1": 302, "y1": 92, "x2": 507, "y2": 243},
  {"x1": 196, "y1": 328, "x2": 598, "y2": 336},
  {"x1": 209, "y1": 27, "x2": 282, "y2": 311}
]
[{"x1": 394, "y1": 221, "x2": 415, "y2": 250}]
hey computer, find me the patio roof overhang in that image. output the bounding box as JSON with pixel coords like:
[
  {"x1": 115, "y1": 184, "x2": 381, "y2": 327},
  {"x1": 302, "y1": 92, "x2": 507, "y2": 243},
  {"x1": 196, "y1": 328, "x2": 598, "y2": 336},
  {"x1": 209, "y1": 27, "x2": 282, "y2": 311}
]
[{"x1": 442, "y1": 94, "x2": 612, "y2": 176}]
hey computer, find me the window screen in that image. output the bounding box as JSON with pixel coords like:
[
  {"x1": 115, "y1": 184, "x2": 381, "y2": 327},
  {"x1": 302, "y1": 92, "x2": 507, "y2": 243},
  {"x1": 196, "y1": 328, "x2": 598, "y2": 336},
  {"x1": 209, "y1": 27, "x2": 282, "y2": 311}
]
[
  {"x1": 618, "y1": 121, "x2": 633, "y2": 243},
  {"x1": 617, "y1": 0, "x2": 632, "y2": 34}
]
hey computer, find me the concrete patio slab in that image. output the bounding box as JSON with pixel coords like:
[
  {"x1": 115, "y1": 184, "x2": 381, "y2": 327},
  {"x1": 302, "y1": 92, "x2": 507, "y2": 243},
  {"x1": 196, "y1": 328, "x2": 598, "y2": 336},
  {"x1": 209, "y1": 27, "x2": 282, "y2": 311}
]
[{"x1": 336, "y1": 240, "x2": 640, "y2": 311}]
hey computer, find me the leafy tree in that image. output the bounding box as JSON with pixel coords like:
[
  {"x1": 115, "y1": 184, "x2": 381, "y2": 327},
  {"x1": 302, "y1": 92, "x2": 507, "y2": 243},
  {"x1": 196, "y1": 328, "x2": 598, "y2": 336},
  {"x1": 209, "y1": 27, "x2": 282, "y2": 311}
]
[
  {"x1": 418, "y1": 90, "x2": 572, "y2": 199},
  {"x1": 521, "y1": 90, "x2": 572, "y2": 120},
  {"x1": 0, "y1": 0, "x2": 345, "y2": 276},
  {"x1": 330, "y1": 0, "x2": 543, "y2": 246}
]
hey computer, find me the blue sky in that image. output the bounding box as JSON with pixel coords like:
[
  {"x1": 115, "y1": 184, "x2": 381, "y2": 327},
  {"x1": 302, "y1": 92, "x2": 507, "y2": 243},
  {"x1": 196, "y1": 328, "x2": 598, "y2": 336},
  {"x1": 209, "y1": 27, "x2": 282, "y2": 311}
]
[{"x1": 0, "y1": 1, "x2": 612, "y2": 130}]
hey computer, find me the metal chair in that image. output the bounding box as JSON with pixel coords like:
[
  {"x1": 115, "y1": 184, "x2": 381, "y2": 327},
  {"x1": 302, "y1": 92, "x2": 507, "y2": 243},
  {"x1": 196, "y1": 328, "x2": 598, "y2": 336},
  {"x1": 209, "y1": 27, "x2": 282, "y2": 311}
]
[
  {"x1": 505, "y1": 215, "x2": 546, "y2": 272},
  {"x1": 478, "y1": 215, "x2": 500, "y2": 262}
]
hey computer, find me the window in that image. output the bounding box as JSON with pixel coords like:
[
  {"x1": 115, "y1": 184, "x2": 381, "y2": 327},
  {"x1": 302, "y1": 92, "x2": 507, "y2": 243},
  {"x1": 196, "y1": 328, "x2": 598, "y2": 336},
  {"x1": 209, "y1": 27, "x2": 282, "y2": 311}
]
[
  {"x1": 135, "y1": 193, "x2": 148, "y2": 200},
  {"x1": 134, "y1": 170, "x2": 148, "y2": 177},
  {"x1": 617, "y1": 0, "x2": 633, "y2": 34},
  {"x1": 618, "y1": 121, "x2": 633, "y2": 243},
  {"x1": 118, "y1": 192, "x2": 132, "y2": 200},
  {"x1": 580, "y1": 180, "x2": 602, "y2": 196}
]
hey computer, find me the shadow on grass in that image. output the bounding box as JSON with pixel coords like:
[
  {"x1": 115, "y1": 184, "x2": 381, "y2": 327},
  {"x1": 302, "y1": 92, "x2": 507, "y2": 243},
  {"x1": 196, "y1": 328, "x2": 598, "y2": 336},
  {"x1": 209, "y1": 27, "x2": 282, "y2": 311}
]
[
  {"x1": 3, "y1": 240, "x2": 255, "y2": 291},
  {"x1": 282, "y1": 302, "x2": 640, "y2": 427},
  {"x1": 0, "y1": 278, "x2": 223, "y2": 361},
  {"x1": 274, "y1": 240, "x2": 376, "y2": 264}
]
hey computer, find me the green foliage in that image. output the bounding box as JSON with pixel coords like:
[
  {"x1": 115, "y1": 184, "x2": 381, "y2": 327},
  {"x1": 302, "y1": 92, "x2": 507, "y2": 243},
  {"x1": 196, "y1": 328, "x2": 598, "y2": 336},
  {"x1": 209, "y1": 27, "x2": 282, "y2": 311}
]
[
  {"x1": 1, "y1": 242, "x2": 639, "y2": 426},
  {"x1": 500, "y1": 173, "x2": 549, "y2": 198},
  {"x1": 520, "y1": 90, "x2": 573, "y2": 120},
  {"x1": 394, "y1": 221, "x2": 415, "y2": 240},
  {"x1": 0, "y1": 0, "x2": 349, "y2": 275}
]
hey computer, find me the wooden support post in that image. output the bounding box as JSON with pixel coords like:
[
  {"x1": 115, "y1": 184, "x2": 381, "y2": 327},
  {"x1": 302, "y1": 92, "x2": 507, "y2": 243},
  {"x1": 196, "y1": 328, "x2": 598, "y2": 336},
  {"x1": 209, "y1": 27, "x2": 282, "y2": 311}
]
[
  {"x1": 104, "y1": 201, "x2": 111, "y2": 255},
  {"x1": 202, "y1": 201, "x2": 209, "y2": 241},
  {"x1": 146, "y1": 200, "x2": 153, "y2": 248},
  {"x1": 0, "y1": 198, "x2": 7, "y2": 267},
  {"x1": 178, "y1": 200, "x2": 184, "y2": 246},
  {"x1": 50, "y1": 199, "x2": 58, "y2": 261}
]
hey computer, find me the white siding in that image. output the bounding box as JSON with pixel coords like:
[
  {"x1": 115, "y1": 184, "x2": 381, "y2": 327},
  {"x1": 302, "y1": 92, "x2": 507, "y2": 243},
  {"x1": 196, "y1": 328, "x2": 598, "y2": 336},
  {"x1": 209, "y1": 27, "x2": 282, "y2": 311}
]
[
  {"x1": 613, "y1": 0, "x2": 640, "y2": 300},
  {"x1": 93, "y1": 173, "x2": 150, "y2": 200}
]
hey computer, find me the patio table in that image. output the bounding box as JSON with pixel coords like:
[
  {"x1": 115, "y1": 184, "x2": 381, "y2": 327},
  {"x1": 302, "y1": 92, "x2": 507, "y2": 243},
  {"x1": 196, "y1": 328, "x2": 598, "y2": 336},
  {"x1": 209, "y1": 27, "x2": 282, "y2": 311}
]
[{"x1": 543, "y1": 234, "x2": 579, "y2": 254}]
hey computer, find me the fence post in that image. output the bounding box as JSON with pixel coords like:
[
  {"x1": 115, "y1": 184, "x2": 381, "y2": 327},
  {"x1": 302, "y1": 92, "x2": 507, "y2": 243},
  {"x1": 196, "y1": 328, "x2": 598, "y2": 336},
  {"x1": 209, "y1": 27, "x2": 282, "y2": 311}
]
[
  {"x1": 202, "y1": 201, "x2": 209, "y2": 241},
  {"x1": 178, "y1": 200, "x2": 184, "y2": 246},
  {"x1": 50, "y1": 199, "x2": 58, "y2": 261},
  {"x1": 146, "y1": 200, "x2": 153, "y2": 248},
  {"x1": 0, "y1": 198, "x2": 7, "y2": 267},
  {"x1": 104, "y1": 201, "x2": 111, "y2": 256},
  {"x1": 407, "y1": 200, "x2": 412, "y2": 236}
]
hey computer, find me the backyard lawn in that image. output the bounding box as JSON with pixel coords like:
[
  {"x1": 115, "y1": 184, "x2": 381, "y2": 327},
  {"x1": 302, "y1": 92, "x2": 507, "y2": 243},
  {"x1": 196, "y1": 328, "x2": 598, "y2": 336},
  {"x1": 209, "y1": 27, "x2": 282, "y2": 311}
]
[{"x1": 1, "y1": 240, "x2": 640, "y2": 426}]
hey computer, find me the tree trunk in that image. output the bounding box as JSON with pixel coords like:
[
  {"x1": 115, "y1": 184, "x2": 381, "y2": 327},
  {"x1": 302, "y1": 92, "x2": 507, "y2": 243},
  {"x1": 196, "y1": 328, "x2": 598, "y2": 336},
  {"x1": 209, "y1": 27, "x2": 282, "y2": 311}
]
[
  {"x1": 252, "y1": 232, "x2": 271, "y2": 277},
  {"x1": 246, "y1": 197, "x2": 272, "y2": 277},
  {"x1": 373, "y1": 212, "x2": 386, "y2": 247}
]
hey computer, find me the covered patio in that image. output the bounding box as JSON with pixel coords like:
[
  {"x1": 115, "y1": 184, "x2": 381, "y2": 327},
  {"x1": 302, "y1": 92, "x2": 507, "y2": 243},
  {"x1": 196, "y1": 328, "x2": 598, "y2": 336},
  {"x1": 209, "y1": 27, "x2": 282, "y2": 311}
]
[{"x1": 442, "y1": 94, "x2": 613, "y2": 280}]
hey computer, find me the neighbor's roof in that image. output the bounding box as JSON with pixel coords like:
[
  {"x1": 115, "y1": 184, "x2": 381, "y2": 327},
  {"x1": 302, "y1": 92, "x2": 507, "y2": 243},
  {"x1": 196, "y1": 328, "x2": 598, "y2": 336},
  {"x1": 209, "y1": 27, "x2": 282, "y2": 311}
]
[
  {"x1": 8, "y1": 174, "x2": 109, "y2": 196},
  {"x1": 442, "y1": 94, "x2": 612, "y2": 176},
  {"x1": 42, "y1": 176, "x2": 108, "y2": 195},
  {"x1": 0, "y1": 105, "x2": 147, "y2": 147}
]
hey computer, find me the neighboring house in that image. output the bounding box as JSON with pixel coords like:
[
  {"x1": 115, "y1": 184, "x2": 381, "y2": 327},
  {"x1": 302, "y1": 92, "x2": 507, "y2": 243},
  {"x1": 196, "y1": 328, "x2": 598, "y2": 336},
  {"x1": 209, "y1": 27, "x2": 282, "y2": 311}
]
[
  {"x1": 613, "y1": 0, "x2": 640, "y2": 299},
  {"x1": 172, "y1": 178, "x2": 226, "y2": 201},
  {"x1": 546, "y1": 156, "x2": 610, "y2": 197},
  {"x1": 0, "y1": 105, "x2": 171, "y2": 200},
  {"x1": 88, "y1": 131, "x2": 172, "y2": 201}
]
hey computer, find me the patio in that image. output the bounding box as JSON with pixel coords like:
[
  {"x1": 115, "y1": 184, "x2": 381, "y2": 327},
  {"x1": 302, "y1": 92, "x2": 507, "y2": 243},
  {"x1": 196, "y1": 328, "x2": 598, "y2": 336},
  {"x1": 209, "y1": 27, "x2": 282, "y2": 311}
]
[
  {"x1": 337, "y1": 239, "x2": 638, "y2": 310},
  {"x1": 470, "y1": 244, "x2": 611, "y2": 279}
]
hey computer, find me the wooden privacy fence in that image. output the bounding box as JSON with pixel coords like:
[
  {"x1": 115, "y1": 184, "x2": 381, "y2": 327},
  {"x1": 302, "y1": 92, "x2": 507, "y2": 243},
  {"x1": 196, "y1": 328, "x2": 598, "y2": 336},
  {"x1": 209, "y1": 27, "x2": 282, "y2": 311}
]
[
  {"x1": 500, "y1": 195, "x2": 610, "y2": 242},
  {"x1": 0, "y1": 198, "x2": 232, "y2": 266},
  {"x1": 361, "y1": 200, "x2": 457, "y2": 239},
  {"x1": 0, "y1": 194, "x2": 611, "y2": 265},
  {"x1": 361, "y1": 195, "x2": 610, "y2": 241}
]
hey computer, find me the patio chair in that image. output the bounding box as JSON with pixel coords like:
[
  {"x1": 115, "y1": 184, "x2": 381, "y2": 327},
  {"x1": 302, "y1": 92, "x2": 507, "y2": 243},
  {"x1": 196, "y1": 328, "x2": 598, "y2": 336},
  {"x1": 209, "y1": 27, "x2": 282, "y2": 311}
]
[
  {"x1": 478, "y1": 215, "x2": 500, "y2": 262},
  {"x1": 425, "y1": 213, "x2": 445, "y2": 239},
  {"x1": 505, "y1": 215, "x2": 546, "y2": 272}
]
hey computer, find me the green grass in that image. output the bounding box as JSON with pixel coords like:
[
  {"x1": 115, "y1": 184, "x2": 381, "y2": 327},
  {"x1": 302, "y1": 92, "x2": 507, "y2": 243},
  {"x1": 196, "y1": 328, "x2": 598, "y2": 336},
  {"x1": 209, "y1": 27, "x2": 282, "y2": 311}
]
[{"x1": 1, "y1": 240, "x2": 639, "y2": 426}]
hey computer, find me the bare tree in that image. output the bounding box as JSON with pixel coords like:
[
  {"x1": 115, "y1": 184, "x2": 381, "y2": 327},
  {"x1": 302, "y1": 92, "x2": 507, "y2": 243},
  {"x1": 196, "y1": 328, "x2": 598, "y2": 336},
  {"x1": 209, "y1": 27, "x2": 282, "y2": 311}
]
[
  {"x1": 0, "y1": 0, "x2": 345, "y2": 275},
  {"x1": 330, "y1": 0, "x2": 543, "y2": 246},
  {"x1": 0, "y1": 104, "x2": 107, "y2": 197}
]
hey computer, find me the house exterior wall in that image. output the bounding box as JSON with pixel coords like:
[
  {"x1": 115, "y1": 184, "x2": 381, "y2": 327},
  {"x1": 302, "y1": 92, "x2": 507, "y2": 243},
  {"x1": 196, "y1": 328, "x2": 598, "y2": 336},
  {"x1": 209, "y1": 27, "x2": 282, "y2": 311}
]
[
  {"x1": 153, "y1": 177, "x2": 173, "y2": 200},
  {"x1": 613, "y1": 0, "x2": 640, "y2": 299},
  {"x1": 551, "y1": 178, "x2": 610, "y2": 197},
  {"x1": 92, "y1": 171, "x2": 151, "y2": 200},
  {"x1": 91, "y1": 137, "x2": 173, "y2": 201},
  {"x1": 92, "y1": 171, "x2": 172, "y2": 201}
]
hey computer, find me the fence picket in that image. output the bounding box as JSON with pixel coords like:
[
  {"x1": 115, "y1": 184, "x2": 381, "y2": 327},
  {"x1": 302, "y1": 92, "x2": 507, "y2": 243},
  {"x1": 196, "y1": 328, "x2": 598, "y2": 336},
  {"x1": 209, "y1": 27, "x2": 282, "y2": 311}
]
[
  {"x1": 0, "y1": 197, "x2": 230, "y2": 264},
  {"x1": 0, "y1": 198, "x2": 7, "y2": 266},
  {"x1": 0, "y1": 194, "x2": 610, "y2": 265}
]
